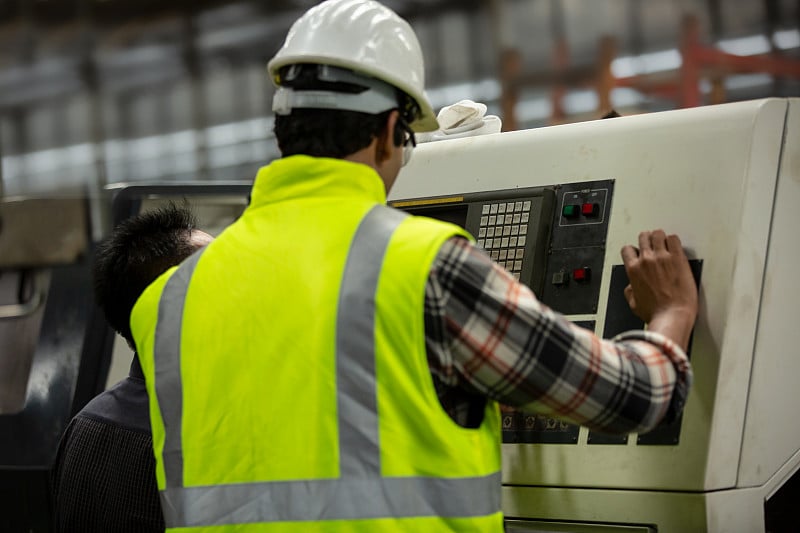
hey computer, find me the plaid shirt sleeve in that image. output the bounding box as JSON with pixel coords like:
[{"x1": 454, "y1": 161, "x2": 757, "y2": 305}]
[{"x1": 425, "y1": 237, "x2": 693, "y2": 435}]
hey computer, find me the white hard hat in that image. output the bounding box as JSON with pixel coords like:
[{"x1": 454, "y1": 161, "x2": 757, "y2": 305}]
[{"x1": 267, "y1": 0, "x2": 438, "y2": 133}]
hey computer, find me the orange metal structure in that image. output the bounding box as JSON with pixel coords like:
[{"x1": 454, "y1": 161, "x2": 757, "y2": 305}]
[
  {"x1": 604, "y1": 15, "x2": 800, "y2": 110},
  {"x1": 500, "y1": 14, "x2": 800, "y2": 129}
]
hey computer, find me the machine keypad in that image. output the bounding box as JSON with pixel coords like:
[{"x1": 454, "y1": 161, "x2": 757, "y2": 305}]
[{"x1": 476, "y1": 201, "x2": 532, "y2": 277}]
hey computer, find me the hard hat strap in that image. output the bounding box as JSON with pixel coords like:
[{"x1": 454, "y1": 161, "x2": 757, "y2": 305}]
[{"x1": 272, "y1": 64, "x2": 400, "y2": 116}]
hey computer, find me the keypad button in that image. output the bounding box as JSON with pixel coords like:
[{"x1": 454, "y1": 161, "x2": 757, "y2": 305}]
[
  {"x1": 507, "y1": 249, "x2": 516, "y2": 260},
  {"x1": 477, "y1": 239, "x2": 485, "y2": 248},
  {"x1": 505, "y1": 214, "x2": 514, "y2": 224},
  {"x1": 512, "y1": 273, "x2": 520, "y2": 280},
  {"x1": 518, "y1": 235, "x2": 527, "y2": 246},
  {"x1": 514, "y1": 260, "x2": 523, "y2": 271},
  {"x1": 487, "y1": 227, "x2": 495, "y2": 238},
  {"x1": 514, "y1": 201, "x2": 523, "y2": 212},
  {"x1": 488, "y1": 215, "x2": 496, "y2": 225},
  {"x1": 521, "y1": 224, "x2": 528, "y2": 234},
  {"x1": 503, "y1": 225, "x2": 511, "y2": 236},
  {"x1": 521, "y1": 212, "x2": 529, "y2": 223},
  {"x1": 501, "y1": 237, "x2": 509, "y2": 247},
  {"x1": 493, "y1": 238, "x2": 502, "y2": 248},
  {"x1": 491, "y1": 251, "x2": 499, "y2": 260},
  {"x1": 490, "y1": 204, "x2": 498, "y2": 214},
  {"x1": 499, "y1": 249, "x2": 508, "y2": 260},
  {"x1": 511, "y1": 225, "x2": 519, "y2": 236},
  {"x1": 513, "y1": 213, "x2": 521, "y2": 224},
  {"x1": 506, "y1": 202, "x2": 514, "y2": 212},
  {"x1": 516, "y1": 248, "x2": 524, "y2": 258},
  {"x1": 509, "y1": 236, "x2": 518, "y2": 247},
  {"x1": 523, "y1": 201, "x2": 531, "y2": 210},
  {"x1": 482, "y1": 205, "x2": 490, "y2": 215},
  {"x1": 480, "y1": 216, "x2": 488, "y2": 226}
]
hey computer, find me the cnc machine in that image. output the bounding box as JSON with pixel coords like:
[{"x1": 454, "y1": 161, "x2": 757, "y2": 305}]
[{"x1": 390, "y1": 97, "x2": 800, "y2": 532}]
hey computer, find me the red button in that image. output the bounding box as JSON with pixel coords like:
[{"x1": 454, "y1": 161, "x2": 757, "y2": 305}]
[
  {"x1": 572, "y1": 267, "x2": 590, "y2": 281},
  {"x1": 581, "y1": 203, "x2": 598, "y2": 216}
]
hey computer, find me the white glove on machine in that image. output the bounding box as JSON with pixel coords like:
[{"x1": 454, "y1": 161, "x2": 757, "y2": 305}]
[{"x1": 416, "y1": 100, "x2": 502, "y2": 143}]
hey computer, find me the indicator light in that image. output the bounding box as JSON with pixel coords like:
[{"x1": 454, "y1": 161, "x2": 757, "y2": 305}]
[
  {"x1": 562, "y1": 204, "x2": 579, "y2": 217},
  {"x1": 581, "y1": 203, "x2": 599, "y2": 217},
  {"x1": 572, "y1": 267, "x2": 590, "y2": 282}
]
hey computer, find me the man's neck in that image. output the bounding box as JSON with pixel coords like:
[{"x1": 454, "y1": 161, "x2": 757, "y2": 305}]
[{"x1": 344, "y1": 143, "x2": 391, "y2": 193}]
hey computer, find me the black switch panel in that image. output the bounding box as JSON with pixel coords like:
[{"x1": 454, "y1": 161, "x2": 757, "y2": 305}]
[
  {"x1": 550, "y1": 180, "x2": 614, "y2": 249},
  {"x1": 539, "y1": 247, "x2": 606, "y2": 315},
  {"x1": 603, "y1": 259, "x2": 703, "y2": 446}
]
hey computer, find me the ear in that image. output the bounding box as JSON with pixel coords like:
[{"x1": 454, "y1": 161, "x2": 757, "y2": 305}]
[{"x1": 374, "y1": 110, "x2": 400, "y2": 165}]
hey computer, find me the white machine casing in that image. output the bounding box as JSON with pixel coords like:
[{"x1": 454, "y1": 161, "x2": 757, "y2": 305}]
[{"x1": 390, "y1": 98, "x2": 800, "y2": 533}]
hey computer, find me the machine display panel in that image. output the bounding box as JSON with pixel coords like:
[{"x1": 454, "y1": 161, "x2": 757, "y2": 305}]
[{"x1": 391, "y1": 186, "x2": 556, "y2": 295}]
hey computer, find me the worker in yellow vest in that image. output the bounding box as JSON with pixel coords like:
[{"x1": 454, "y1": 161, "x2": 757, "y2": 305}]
[{"x1": 131, "y1": 1, "x2": 698, "y2": 531}]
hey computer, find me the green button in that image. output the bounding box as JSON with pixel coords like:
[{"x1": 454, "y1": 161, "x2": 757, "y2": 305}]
[{"x1": 562, "y1": 204, "x2": 578, "y2": 217}]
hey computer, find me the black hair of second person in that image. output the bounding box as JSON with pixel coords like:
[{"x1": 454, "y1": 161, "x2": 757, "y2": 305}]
[
  {"x1": 92, "y1": 202, "x2": 199, "y2": 347},
  {"x1": 273, "y1": 65, "x2": 406, "y2": 158}
]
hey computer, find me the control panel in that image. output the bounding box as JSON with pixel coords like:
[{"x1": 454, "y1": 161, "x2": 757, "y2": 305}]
[
  {"x1": 394, "y1": 179, "x2": 617, "y2": 446},
  {"x1": 539, "y1": 180, "x2": 614, "y2": 316}
]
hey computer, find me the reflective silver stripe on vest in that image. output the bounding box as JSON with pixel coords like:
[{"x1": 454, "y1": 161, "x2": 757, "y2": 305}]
[
  {"x1": 161, "y1": 472, "x2": 502, "y2": 527},
  {"x1": 336, "y1": 205, "x2": 406, "y2": 477},
  {"x1": 154, "y1": 248, "x2": 207, "y2": 489},
  {"x1": 152, "y1": 205, "x2": 501, "y2": 527}
]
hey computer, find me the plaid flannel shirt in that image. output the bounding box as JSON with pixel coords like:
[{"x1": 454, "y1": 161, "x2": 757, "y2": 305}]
[{"x1": 425, "y1": 237, "x2": 692, "y2": 432}]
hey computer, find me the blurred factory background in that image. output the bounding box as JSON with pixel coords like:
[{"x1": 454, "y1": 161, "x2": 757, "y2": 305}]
[
  {"x1": 0, "y1": 0, "x2": 798, "y2": 201},
  {"x1": 1, "y1": 3, "x2": 800, "y2": 531}
]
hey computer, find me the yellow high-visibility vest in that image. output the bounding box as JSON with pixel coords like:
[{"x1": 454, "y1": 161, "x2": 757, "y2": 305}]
[{"x1": 132, "y1": 156, "x2": 503, "y2": 532}]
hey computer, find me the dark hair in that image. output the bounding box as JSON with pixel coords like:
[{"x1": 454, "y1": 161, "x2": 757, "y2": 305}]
[
  {"x1": 93, "y1": 202, "x2": 199, "y2": 347},
  {"x1": 273, "y1": 64, "x2": 409, "y2": 158},
  {"x1": 275, "y1": 108, "x2": 395, "y2": 158}
]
